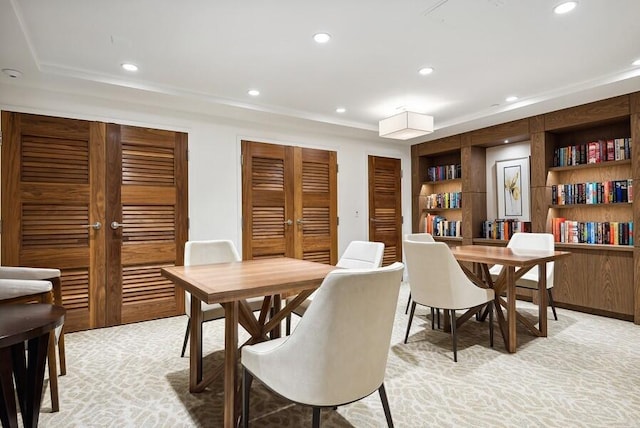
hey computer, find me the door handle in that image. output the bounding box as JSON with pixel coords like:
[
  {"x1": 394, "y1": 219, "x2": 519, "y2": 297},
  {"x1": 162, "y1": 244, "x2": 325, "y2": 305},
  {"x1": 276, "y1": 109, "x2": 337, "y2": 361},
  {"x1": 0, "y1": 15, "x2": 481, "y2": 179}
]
[
  {"x1": 370, "y1": 218, "x2": 378, "y2": 223},
  {"x1": 85, "y1": 222, "x2": 102, "y2": 230},
  {"x1": 284, "y1": 219, "x2": 293, "y2": 226},
  {"x1": 110, "y1": 221, "x2": 124, "y2": 230},
  {"x1": 296, "y1": 218, "x2": 304, "y2": 225}
]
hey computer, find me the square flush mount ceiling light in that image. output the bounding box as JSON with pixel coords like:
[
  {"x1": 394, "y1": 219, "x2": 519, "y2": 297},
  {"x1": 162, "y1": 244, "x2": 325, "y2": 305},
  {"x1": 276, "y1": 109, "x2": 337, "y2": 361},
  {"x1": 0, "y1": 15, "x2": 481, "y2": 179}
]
[{"x1": 379, "y1": 111, "x2": 434, "y2": 140}]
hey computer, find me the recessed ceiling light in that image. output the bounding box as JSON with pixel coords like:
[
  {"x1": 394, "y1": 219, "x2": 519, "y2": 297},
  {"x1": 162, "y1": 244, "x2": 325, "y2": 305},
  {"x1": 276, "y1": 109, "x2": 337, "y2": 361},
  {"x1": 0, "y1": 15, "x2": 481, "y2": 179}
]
[
  {"x1": 313, "y1": 33, "x2": 331, "y2": 44},
  {"x1": 2, "y1": 68, "x2": 22, "y2": 78},
  {"x1": 121, "y1": 63, "x2": 138, "y2": 72},
  {"x1": 418, "y1": 67, "x2": 434, "y2": 76},
  {"x1": 505, "y1": 96, "x2": 518, "y2": 102},
  {"x1": 553, "y1": 1, "x2": 577, "y2": 14},
  {"x1": 336, "y1": 107, "x2": 346, "y2": 113},
  {"x1": 248, "y1": 89, "x2": 260, "y2": 96},
  {"x1": 504, "y1": 139, "x2": 510, "y2": 144},
  {"x1": 633, "y1": 59, "x2": 640, "y2": 66}
]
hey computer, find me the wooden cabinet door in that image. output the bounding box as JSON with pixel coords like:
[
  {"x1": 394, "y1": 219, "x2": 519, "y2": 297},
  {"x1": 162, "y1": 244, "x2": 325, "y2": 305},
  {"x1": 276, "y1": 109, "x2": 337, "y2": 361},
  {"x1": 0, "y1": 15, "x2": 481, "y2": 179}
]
[
  {"x1": 1, "y1": 112, "x2": 107, "y2": 331},
  {"x1": 242, "y1": 141, "x2": 337, "y2": 264},
  {"x1": 368, "y1": 155, "x2": 403, "y2": 265},
  {"x1": 106, "y1": 124, "x2": 188, "y2": 326},
  {"x1": 1, "y1": 112, "x2": 188, "y2": 331}
]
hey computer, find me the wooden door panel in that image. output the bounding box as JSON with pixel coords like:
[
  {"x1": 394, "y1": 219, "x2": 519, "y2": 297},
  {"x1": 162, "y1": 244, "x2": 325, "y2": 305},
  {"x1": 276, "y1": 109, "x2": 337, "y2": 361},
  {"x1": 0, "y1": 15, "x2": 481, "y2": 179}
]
[
  {"x1": 242, "y1": 141, "x2": 295, "y2": 259},
  {"x1": 296, "y1": 148, "x2": 337, "y2": 264},
  {"x1": 113, "y1": 125, "x2": 187, "y2": 326},
  {"x1": 369, "y1": 156, "x2": 402, "y2": 265},
  {"x1": 1, "y1": 112, "x2": 105, "y2": 331}
]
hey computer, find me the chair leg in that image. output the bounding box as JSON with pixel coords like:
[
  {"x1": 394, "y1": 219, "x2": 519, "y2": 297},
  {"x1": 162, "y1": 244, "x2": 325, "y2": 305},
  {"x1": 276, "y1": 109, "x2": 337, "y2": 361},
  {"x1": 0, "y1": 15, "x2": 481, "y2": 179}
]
[
  {"x1": 57, "y1": 329, "x2": 66, "y2": 376},
  {"x1": 180, "y1": 318, "x2": 191, "y2": 358},
  {"x1": 379, "y1": 383, "x2": 394, "y2": 428},
  {"x1": 404, "y1": 293, "x2": 412, "y2": 314},
  {"x1": 286, "y1": 314, "x2": 291, "y2": 336},
  {"x1": 47, "y1": 333, "x2": 60, "y2": 412},
  {"x1": 548, "y1": 289, "x2": 558, "y2": 321},
  {"x1": 404, "y1": 302, "x2": 417, "y2": 344},
  {"x1": 488, "y1": 302, "x2": 494, "y2": 348},
  {"x1": 312, "y1": 407, "x2": 321, "y2": 428},
  {"x1": 450, "y1": 310, "x2": 457, "y2": 362},
  {"x1": 430, "y1": 307, "x2": 435, "y2": 330},
  {"x1": 242, "y1": 367, "x2": 252, "y2": 428},
  {"x1": 437, "y1": 308, "x2": 441, "y2": 329}
]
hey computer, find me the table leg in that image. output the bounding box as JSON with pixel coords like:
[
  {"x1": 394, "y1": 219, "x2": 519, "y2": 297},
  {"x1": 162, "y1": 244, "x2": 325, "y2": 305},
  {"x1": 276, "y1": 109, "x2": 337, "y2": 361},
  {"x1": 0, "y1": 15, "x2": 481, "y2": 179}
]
[
  {"x1": 189, "y1": 296, "x2": 203, "y2": 392},
  {"x1": 223, "y1": 301, "x2": 238, "y2": 428},
  {"x1": 15, "y1": 333, "x2": 49, "y2": 428},
  {"x1": 538, "y1": 263, "x2": 548, "y2": 337},
  {"x1": 506, "y1": 266, "x2": 517, "y2": 353},
  {"x1": 0, "y1": 347, "x2": 18, "y2": 428}
]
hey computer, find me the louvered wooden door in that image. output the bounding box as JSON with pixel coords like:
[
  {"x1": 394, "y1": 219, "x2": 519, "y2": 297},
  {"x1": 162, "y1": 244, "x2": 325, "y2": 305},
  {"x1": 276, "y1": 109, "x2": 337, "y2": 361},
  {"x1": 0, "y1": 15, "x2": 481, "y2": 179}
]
[
  {"x1": 1, "y1": 112, "x2": 187, "y2": 331},
  {"x1": 2, "y1": 112, "x2": 107, "y2": 330},
  {"x1": 242, "y1": 141, "x2": 337, "y2": 264},
  {"x1": 368, "y1": 155, "x2": 403, "y2": 265},
  {"x1": 106, "y1": 124, "x2": 187, "y2": 326}
]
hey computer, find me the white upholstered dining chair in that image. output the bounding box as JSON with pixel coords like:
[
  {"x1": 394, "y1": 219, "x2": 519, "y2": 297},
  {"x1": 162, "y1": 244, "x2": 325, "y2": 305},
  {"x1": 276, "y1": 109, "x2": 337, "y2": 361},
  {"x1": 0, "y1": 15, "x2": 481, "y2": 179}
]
[
  {"x1": 488, "y1": 232, "x2": 558, "y2": 320},
  {"x1": 403, "y1": 240, "x2": 494, "y2": 362},
  {"x1": 241, "y1": 262, "x2": 404, "y2": 427},
  {"x1": 403, "y1": 233, "x2": 436, "y2": 315},
  {"x1": 285, "y1": 240, "x2": 385, "y2": 335},
  {"x1": 180, "y1": 240, "x2": 264, "y2": 359},
  {"x1": 0, "y1": 268, "x2": 65, "y2": 412}
]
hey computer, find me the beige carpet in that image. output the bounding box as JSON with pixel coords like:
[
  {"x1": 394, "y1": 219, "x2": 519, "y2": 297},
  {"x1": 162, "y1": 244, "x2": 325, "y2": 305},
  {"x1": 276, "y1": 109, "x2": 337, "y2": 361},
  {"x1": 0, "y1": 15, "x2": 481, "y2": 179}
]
[{"x1": 36, "y1": 283, "x2": 640, "y2": 427}]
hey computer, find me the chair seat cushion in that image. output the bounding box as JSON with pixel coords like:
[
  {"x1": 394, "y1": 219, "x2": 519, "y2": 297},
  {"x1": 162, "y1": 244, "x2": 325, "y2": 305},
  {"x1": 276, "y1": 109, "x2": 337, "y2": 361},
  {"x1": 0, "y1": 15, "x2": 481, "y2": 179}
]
[
  {"x1": 0, "y1": 279, "x2": 53, "y2": 301},
  {"x1": 200, "y1": 296, "x2": 265, "y2": 322},
  {"x1": 489, "y1": 266, "x2": 552, "y2": 289}
]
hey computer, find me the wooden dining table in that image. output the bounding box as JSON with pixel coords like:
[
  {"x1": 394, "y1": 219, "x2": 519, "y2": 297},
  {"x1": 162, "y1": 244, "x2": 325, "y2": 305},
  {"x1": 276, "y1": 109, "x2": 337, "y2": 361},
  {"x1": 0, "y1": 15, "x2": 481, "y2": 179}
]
[
  {"x1": 449, "y1": 245, "x2": 570, "y2": 353},
  {"x1": 161, "y1": 257, "x2": 336, "y2": 428}
]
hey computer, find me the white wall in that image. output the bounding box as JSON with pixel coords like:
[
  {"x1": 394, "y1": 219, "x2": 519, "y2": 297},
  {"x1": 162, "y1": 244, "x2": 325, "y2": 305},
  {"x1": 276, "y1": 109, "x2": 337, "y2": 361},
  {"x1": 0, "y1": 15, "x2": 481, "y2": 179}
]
[
  {"x1": 485, "y1": 141, "x2": 531, "y2": 220},
  {"x1": 0, "y1": 83, "x2": 412, "y2": 257}
]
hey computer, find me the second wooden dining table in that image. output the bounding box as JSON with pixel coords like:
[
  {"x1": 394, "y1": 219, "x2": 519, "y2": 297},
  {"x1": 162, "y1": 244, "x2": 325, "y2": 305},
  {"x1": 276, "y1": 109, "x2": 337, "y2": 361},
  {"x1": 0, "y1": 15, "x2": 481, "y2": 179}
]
[
  {"x1": 449, "y1": 244, "x2": 570, "y2": 353},
  {"x1": 161, "y1": 257, "x2": 336, "y2": 428}
]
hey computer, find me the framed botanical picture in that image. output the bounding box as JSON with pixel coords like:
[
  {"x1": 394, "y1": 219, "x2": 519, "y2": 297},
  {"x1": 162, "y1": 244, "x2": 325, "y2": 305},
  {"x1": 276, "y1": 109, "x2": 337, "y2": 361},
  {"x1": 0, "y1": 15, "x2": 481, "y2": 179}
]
[{"x1": 496, "y1": 156, "x2": 530, "y2": 221}]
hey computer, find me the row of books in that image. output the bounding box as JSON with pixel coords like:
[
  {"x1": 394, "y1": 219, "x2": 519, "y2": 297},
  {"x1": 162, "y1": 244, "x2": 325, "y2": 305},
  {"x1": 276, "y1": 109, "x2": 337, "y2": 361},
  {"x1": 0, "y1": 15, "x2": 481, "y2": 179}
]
[
  {"x1": 553, "y1": 138, "x2": 632, "y2": 167},
  {"x1": 426, "y1": 164, "x2": 461, "y2": 182},
  {"x1": 551, "y1": 179, "x2": 633, "y2": 205},
  {"x1": 424, "y1": 214, "x2": 462, "y2": 237},
  {"x1": 481, "y1": 219, "x2": 532, "y2": 240},
  {"x1": 423, "y1": 192, "x2": 462, "y2": 209},
  {"x1": 551, "y1": 218, "x2": 634, "y2": 245}
]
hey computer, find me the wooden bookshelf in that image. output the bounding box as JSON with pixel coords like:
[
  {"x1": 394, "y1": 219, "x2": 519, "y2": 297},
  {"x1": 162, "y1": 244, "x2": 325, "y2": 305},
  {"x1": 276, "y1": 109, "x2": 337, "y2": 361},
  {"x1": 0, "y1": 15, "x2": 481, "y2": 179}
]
[{"x1": 411, "y1": 91, "x2": 640, "y2": 323}]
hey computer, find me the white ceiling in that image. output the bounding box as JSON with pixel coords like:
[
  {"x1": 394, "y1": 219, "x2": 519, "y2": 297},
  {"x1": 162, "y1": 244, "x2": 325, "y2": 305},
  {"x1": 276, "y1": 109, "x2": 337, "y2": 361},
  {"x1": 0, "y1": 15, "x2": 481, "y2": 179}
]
[{"x1": 2, "y1": 0, "x2": 640, "y2": 143}]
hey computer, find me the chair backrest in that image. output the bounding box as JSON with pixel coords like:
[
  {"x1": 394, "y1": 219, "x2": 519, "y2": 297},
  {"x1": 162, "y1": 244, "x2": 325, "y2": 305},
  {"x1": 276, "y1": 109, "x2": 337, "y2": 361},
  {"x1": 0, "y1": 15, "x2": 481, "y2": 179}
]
[
  {"x1": 184, "y1": 240, "x2": 241, "y2": 266},
  {"x1": 507, "y1": 232, "x2": 555, "y2": 286},
  {"x1": 183, "y1": 240, "x2": 241, "y2": 314},
  {"x1": 404, "y1": 240, "x2": 491, "y2": 310},
  {"x1": 250, "y1": 262, "x2": 404, "y2": 406},
  {"x1": 404, "y1": 232, "x2": 435, "y2": 243},
  {"x1": 336, "y1": 240, "x2": 384, "y2": 269}
]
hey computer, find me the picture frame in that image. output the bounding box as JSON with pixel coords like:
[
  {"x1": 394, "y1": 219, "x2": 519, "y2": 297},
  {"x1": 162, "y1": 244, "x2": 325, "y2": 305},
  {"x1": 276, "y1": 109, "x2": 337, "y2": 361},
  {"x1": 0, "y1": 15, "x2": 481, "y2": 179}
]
[{"x1": 496, "y1": 156, "x2": 530, "y2": 221}]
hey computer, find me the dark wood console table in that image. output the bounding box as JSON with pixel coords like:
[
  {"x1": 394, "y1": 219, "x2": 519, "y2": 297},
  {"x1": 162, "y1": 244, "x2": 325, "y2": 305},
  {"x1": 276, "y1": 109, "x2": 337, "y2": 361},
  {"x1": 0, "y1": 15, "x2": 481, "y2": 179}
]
[{"x1": 0, "y1": 304, "x2": 65, "y2": 428}]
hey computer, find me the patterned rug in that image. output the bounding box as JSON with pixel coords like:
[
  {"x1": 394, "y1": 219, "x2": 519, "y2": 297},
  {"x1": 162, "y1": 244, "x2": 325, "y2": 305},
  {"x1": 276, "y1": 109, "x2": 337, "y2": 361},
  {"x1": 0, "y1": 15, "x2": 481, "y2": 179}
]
[{"x1": 36, "y1": 283, "x2": 640, "y2": 427}]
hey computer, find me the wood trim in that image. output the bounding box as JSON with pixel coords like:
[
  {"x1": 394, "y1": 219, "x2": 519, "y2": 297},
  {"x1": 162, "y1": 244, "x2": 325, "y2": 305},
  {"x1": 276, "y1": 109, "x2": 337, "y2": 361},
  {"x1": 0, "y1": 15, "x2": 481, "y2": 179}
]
[
  {"x1": 105, "y1": 124, "x2": 123, "y2": 326},
  {"x1": 544, "y1": 95, "x2": 630, "y2": 131},
  {"x1": 89, "y1": 122, "x2": 107, "y2": 328},
  {"x1": 469, "y1": 118, "x2": 530, "y2": 147}
]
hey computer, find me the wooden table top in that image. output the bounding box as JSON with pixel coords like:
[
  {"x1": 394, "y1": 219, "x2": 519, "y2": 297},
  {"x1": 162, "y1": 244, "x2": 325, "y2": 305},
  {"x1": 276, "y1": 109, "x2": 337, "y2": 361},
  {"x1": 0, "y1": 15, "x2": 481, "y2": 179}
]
[
  {"x1": 450, "y1": 245, "x2": 571, "y2": 266},
  {"x1": 161, "y1": 257, "x2": 337, "y2": 304},
  {"x1": 0, "y1": 304, "x2": 65, "y2": 348}
]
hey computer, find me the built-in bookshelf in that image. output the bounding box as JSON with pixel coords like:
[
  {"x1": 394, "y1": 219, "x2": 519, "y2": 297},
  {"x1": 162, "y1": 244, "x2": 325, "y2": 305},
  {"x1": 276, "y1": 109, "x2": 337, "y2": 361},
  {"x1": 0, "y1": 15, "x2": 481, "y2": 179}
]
[
  {"x1": 414, "y1": 144, "x2": 464, "y2": 242},
  {"x1": 411, "y1": 91, "x2": 640, "y2": 323}
]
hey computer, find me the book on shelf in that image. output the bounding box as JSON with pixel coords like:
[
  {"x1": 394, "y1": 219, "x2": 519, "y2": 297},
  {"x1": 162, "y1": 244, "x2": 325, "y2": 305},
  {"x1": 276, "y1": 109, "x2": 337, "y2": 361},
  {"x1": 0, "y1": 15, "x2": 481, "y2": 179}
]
[
  {"x1": 551, "y1": 218, "x2": 634, "y2": 245},
  {"x1": 551, "y1": 179, "x2": 633, "y2": 205},
  {"x1": 426, "y1": 164, "x2": 462, "y2": 182},
  {"x1": 424, "y1": 192, "x2": 462, "y2": 209},
  {"x1": 424, "y1": 213, "x2": 462, "y2": 237},
  {"x1": 553, "y1": 138, "x2": 632, "y2": 167},
  {"x1": 482, "y1": 219, "x2": 531, "y2": 240}
]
